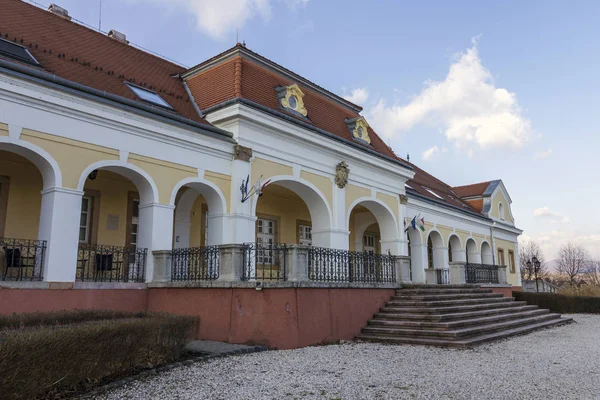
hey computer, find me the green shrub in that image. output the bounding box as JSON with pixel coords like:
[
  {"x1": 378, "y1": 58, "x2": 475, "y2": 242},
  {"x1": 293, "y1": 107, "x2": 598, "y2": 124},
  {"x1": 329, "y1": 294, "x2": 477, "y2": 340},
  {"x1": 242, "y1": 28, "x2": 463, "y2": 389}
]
[
  {"x1": 0, "y1": 309, "x2": 146, "y2": 330},
  {"x1": 0, "y1": 313, "x2": 198, "y2": 399},
  {"x1": 513, "y1": 291, "x2": 600, "y2": 314}
]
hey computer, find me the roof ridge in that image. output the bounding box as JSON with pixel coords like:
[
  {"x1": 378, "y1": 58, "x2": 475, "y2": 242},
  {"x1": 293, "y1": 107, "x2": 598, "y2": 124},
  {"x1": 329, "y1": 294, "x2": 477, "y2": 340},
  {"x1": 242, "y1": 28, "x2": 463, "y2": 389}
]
[{"x1": 234, "y1": 55, "x2": 242, "y2": 98}]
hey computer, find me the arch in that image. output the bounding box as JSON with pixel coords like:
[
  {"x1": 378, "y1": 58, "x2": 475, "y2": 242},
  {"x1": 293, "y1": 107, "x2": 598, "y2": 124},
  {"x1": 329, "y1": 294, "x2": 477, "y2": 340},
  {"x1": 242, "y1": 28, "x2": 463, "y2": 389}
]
[
  {"x1": 171, "y1": 178, "x2": 229, "y2": 248},
  {"x1": 427, "y1": 230, "x2": 445, "y2": 269},
  {"x1": 481, "y1": 241, "x2": 493, "y2": 264},
  {"x1": 346, "y1": 197, "x2": 399, "y2": 248},
  {"x1": 252, "y1": 175, "x2": 333, "y2": 247},
  {"x1": 466, "y1": 237, "x2": 480, "y2": 263},
  {"x1": 0, "y1": 137, "x2": 62, "y2": 189},
  {"x1": 448, "y1": 234, "x2": 465, "y2": 263},
  {"x1": 352, "y1": 210, "x2": 378, "y2": 251},
  {"x1": 77, "y1": 160, "x2": 158, "y2": 205}
]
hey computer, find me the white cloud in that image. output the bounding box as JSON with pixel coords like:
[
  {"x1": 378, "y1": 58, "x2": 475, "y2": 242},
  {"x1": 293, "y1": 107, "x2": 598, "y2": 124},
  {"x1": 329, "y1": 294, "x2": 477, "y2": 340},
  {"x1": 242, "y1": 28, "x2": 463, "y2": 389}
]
[
  {"x1": 343, "y1": 88, "x2": 369, "y2": 106},
  {"x1": 367, "y1": 39, "x2": 533, "y2": 150},
  {"x1": 130, "y1": 0, "x2": 291, "y2": 39},
  {"x1": 522, "y1": 231, "x2": 600, "y2": 260},
  {"x1": 534, "y1": 207, "x2": 569, "y2": 224},
  {"x1": 533, "y1": 148, "x2": 552, "y2": 161},
  {"x1": 422, "y1": 145, "x2": 447, "y2": 161}
]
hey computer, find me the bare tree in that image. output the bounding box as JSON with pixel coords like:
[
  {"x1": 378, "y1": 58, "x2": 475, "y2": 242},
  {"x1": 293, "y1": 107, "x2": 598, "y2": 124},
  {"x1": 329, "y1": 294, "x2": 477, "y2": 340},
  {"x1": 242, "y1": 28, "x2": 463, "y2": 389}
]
[
  {"x1": 519, "y1": 240, "x2": 546, "y2": 281},
  {"x1": 585, "y1": 258, "x2": 600, "y2": 287},
  {"x1": 556, "y1": 242, "x2": 590, "y2": 286}
]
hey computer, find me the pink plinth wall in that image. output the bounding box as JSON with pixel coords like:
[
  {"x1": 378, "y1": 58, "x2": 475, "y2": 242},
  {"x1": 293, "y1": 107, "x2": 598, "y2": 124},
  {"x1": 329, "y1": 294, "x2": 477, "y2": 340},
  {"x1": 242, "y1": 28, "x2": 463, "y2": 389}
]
[
  {"x1": 0, "y1": 287, "x2": 394, "y2": 350},
  {"x1": 488, "y1": 286, "x2": 522, "y2": 298}
]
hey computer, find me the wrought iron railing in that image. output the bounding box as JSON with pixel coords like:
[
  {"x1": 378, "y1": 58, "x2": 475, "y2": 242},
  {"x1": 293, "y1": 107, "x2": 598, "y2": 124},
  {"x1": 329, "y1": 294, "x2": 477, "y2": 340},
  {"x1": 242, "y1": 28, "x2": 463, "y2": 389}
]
[
  {"x1": 242, "y1": 243, "x2": 287, "y2": 281},
  {"x1": 171, "y1": 246, "x2": 220, "y2": 281},
  {"x1": 77, "y1": 244, "x2": 147, "y2": 282},
  {"x1": 435, "y1": 268, "x2": 450, "y2": 285},
  {"x1": 0, "y1": 238, "x2": 46, "y2": 281},
  {"x1": 308, "y1": 247, "x2": 396, "y2": 283},
  {"x1": 465, "y1": 263, "x2": 499, "y2": 284}
]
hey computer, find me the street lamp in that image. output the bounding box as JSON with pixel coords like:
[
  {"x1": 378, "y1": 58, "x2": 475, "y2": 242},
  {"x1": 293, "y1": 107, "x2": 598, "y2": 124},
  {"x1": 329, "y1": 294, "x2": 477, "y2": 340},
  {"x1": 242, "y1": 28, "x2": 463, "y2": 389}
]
[{"x1": 526, "y1": 257, "x2": 541, "y2": 292}]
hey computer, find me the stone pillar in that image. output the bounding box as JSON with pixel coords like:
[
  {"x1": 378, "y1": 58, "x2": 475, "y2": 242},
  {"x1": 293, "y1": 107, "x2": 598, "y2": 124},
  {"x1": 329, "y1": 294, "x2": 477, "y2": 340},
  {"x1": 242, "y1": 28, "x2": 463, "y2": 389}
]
[
  {"x1": 410, "y1": 243, "x2": 428, "y2": 284},
  {"x1": 287, "y1": 245, "x2": 310, "y2": 282},
  {"x1": 152, "y1": 250, "x2": 172, "y2": 282},
  {"x1": 138, "y1": 203, "x2": 175, "y2": 283},
  {"x1": 468, "y1": 251, "x2": 482, "y2": 264},
  {"x1": 395, "y1": 255, "x2": 412, "y2": 283},
  {"x1": 449, "y1": 262, "x2": 466, "y2": 285},
  {"x1": 497, "y1": 265, "x2": 508, "y2": 284},
  {"x1": 452, "y1": 249, "x2": 467, "y2": 263},
  {"x1": 38, "y1": 187, "x2": 83, "y2": 282},
  {"x1": 398, "y1": 194, "x2": 409, "y2": 256},
  {"x1": 330, "y1": 182, "x2": 350, "y2": 250},
  {"x1": 217, "y1": 244, "x2": 244, "y2": 282},
  {"x1": 425, "y1": 268, "x2": 437, "y2": 284}
]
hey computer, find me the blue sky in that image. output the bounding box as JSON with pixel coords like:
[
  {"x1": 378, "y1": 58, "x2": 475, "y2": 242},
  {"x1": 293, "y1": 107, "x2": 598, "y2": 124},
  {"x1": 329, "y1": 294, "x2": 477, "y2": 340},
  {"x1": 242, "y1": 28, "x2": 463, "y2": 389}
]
[{"x1": 31, "y1": 0, "x2": 599, "y2": 259}]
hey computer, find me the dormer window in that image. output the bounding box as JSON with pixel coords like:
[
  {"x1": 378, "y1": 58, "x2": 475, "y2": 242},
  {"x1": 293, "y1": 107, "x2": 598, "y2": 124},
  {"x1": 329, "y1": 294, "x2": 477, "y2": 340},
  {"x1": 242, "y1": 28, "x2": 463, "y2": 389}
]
[
  {"x1": 345, "y1": 116, "x2": 371, "y2": 145},
  {"x1": 276, "y1": 84, "x2": 308, "y2": 117}
]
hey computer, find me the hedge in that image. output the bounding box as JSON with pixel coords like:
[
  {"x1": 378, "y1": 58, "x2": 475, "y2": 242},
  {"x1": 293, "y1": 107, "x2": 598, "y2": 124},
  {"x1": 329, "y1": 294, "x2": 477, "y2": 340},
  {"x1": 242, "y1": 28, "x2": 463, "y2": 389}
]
[
  {"x1": 513, "y1": 291, "x2": 600, "y2": 314},
  {"x1": 0, "y1": 312, "x2": 198, "y2": 399},
  {"x1": 0, "y1": 309, "x2": 146, "y2": 330}
]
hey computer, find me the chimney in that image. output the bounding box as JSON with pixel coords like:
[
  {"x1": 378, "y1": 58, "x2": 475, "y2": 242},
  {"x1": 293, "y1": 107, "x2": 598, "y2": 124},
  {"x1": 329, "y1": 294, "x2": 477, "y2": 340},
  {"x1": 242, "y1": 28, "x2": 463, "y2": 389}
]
[
  {"x1": 108, "y1": 30, "x2": 129, "y2": 44},
  {"x1": 48, "y1": 4, "x2": 71, "y2": 20}
]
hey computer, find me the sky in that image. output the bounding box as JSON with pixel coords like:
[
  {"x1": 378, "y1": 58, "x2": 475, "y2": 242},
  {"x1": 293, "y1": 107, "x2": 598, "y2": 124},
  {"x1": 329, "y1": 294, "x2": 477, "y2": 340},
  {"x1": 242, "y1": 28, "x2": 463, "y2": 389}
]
[{"x1": 28, "y1": 0, "x2": 600, "y2": 259}]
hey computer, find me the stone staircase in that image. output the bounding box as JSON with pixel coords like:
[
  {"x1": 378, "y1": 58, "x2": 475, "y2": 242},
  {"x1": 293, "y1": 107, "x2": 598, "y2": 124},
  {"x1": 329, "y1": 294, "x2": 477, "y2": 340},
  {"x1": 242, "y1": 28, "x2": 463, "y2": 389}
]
[{"x1": 357, "y1": 284, "x2": 572, "y2": 347}]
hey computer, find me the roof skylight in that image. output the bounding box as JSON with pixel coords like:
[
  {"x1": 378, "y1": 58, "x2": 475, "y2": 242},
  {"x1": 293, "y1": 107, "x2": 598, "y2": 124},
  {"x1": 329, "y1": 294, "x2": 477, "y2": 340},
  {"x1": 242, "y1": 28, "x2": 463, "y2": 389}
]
[
  {"x1": 0, "y1": 38, "x2": 40, "y2": 66},
  {"x1": 425, "y1": 187, "x2": 443, "y2": 200},
  {"x1": 126, "y1": 83, "x2": 172, "y2": 109}
]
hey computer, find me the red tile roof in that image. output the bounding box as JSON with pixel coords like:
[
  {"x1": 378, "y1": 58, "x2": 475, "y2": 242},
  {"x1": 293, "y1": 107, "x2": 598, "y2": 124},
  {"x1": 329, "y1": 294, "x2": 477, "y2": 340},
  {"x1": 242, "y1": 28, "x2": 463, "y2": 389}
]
[
  {"x1": 0, "y1": 0, "x2": 209, "y2": 125},
  {"x1": 185, "y1": 46, "x2": 399, "y2": 161},
  {"x1": 452, "y1": 181, "x2": 493, "y2": 198}
]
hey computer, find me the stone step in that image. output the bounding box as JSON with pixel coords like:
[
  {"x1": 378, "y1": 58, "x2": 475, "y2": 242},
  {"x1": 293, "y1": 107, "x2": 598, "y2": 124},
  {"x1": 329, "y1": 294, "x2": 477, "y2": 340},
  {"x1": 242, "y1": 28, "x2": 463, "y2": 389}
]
[
  {"x1": 357, "y1": 317, "x2": 573, "y2": 348},
  {"x1": 373, "y1": 305, "x2": 539, "y2": 321},
  {"x1": 362, "y1": 313, "x2": 562, "y2": 338},
  {"x1": 368, "y1": 308, "x2": 551, "y2": 330},
  {"x1": 400, "y1": 284, "x2": 481, "y2": 290},
  {"x1": 380, "y1": 300, "x2": 527, "y2": 315},
  {"x1": 396, "y1": 288, "x2": 493, "y2": 295},
  {"x1": 386, "y1": 296, "x2": 512, "y2": 307},
  {"x1": 391, "y1": 293, "x2": 504, "y2": 301}
]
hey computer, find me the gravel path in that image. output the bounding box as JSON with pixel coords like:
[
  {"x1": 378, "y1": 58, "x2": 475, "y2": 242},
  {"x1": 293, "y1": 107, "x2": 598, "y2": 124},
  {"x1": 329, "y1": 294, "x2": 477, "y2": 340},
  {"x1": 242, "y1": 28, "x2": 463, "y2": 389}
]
[{"x1": 98, "y1": 314, "x2": 598, "y2": 399}]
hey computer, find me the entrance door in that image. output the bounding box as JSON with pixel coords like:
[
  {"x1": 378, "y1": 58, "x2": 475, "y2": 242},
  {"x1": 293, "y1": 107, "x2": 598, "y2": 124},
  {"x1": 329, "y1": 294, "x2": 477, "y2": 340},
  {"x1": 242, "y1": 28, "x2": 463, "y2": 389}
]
[
  {"x1": 363, "y1": 234, "x2": 376, "y2": 255},
  {"x1": 299, "y1": 224, "x2": 312, "y2": 245},
  {"x1": 257, "y1": 218, "x2": 275, "y2": 264}
]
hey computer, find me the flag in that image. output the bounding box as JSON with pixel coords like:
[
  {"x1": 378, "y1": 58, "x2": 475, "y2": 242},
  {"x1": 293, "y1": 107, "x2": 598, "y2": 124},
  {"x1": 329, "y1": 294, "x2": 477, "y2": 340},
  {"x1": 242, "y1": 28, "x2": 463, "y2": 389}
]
[{"x1": 417, "y1": 217, "x2": 425, "y2": 232}]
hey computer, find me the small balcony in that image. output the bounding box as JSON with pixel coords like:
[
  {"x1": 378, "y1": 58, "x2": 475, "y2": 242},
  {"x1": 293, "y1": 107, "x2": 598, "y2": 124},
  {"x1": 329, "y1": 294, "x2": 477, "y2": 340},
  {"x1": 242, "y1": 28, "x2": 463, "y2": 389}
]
[{"x1": 0, "y1": 238, "x2": 46, "y2": 281}]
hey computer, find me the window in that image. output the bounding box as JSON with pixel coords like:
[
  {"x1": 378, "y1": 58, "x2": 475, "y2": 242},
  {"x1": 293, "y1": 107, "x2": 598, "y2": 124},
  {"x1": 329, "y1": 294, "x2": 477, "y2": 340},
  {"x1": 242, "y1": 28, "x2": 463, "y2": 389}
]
[
  {"x1": 497, "y1": 248, "x2": 505, "y2": 266},
  {"x1": 427, "y1": 236, "x2": 433, "y2": 269},
  {"x1": 448, "y1": 241, "x2": 453, "y2": 263},
  {"x1": 299, "y1": 224, "x2": 312, "y2": 245},
  {"x1": 499, "y1": 203, "x2": 505, "y2": 220},
  {"x1": 79, "y1": 196, "x2": 92, "y2": 243},
  {"x1": 130, "y1": 199, "x2": 140, "y2": 247},
  {"x1": 363, "y1": 234, "x2": 376, "y2": 255},
  {"x1": 204, "y1": 208, "x2": 209, "y2": 246},
  {"x1": 508, "y1": 250, "x2": 515, "y2": 273},
  {"x1": 257, "y1": 218, "x2": 276, "y2": 264},
  {"x1": 424, "y1": 187, "x2": 443, "y2": 200},
  {"x1": 126, "y1": 83, "x2": 172, "y2": 109},
  {"x1": 288, "y1": 95, "x2": 298, "y2": 110},
  {"x1": 0, "y1": 38, "x2": 40, "y2": 66}
]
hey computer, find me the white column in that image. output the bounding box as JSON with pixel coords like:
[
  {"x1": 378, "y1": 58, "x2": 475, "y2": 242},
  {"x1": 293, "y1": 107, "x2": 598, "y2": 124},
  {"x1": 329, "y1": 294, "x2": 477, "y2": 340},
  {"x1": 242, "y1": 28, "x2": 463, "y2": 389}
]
[
  {"x1": 452, "y1": 249, "x2": 467, "y2": 263},
  {"x1": 381, "y1": 239, "x2": 403, "y2": 256},
  {"x1": 229, "y1": 158, "x2": 255, "y2": 244},
  {"x1": 329, "y1": 183, "x2": 349, "y2": 250},
  {"x1": 138, "y1": 203, "x2": 175, "y2": 283},
  {"x1": 468, "y1": 250, "x2": 482, "y2": 264},
  {"x1": 38, "y1": 187, "x2": 83, "y2": 282},
  {"x1": 433, "y1": 245, "x2": 449, "y2": 269},
  {"x1": 398, "y1": 200, "x2": 409, "y2": 256},
  {"x1": 410, "y1": 243, "x2": 427, "y2": 283}
]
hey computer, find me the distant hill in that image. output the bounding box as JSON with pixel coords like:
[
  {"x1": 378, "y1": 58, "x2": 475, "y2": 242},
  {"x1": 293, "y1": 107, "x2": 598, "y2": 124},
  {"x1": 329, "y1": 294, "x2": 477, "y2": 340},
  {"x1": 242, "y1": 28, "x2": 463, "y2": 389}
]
[{"x1": 543, "y1": 259, "x2": 559, "y2": 272}]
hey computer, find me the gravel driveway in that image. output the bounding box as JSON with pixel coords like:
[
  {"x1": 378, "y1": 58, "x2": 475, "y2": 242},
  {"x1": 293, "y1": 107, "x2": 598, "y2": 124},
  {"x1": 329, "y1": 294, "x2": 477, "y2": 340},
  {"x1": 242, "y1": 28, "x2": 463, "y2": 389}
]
[{"x1": 98, "y1": 314, "x2": 597, "y2": 399}]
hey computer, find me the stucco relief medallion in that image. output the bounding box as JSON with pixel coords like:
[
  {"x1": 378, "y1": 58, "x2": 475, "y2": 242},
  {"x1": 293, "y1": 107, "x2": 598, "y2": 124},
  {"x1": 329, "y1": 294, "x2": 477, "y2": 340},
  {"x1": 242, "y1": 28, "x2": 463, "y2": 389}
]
[{"x1": 335, "y1": 161, "x2": 349, "y2": 189}]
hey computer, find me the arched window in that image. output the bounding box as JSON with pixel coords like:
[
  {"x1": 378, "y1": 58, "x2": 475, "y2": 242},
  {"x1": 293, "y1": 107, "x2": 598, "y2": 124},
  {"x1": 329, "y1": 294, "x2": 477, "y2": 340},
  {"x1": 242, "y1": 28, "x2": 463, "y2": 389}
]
[
  {"x1": 448, "y1": 240, "x2": 453, "y2": 262},
  {"x1": 499, "y1": 202, "x2": 505, "y2": 220}
]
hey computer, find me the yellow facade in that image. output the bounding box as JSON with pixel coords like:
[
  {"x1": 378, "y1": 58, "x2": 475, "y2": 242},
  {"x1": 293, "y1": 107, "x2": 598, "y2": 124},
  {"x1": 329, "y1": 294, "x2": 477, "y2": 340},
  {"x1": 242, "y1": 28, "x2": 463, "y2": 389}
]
[
  {"x1": 204, "y1": 171, "x2": 231, "y2": 212},
  {"x1": 300, "y1": 170, "x2": 332, "y2": 210},
  {"x1": 0, "y1": 123, "x2": 8, "y2": 136},
  {"x1": 495, "y1": 238, "x2": 518, "y2": 285},
  {"x1": 255, "y1": 185, "x2": 311, "y2": 244},
  {"x1": 0, "y1": 152, "x2": 42, "y2": 240},
  {"x1": 346, "y1": 184, "x2": 370, "y2": 213},
  {"x1": 251, "y1": 157, "x2": 293, "y2": 182},
  {"x1": 490, "y1": 190, "x2": 514, "y2": 223},
  {"x1": 189, "y1": 194, "x2": 208, "y2": 247},
  {"x1": 376, "y1": 192, "x2": 398, "y2": 219}
]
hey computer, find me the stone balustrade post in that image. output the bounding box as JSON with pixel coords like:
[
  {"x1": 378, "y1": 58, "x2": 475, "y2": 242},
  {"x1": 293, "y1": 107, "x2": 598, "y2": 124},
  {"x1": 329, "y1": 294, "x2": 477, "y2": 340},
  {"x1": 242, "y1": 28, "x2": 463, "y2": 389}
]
[
  {"x1": 449, "y1": 261, "x2": 466, "y2": 285},
  {"x1": 218, "y1": 244, "x2": 244, "y2": 282},
  {"x1": 152, "y1": 250, "x2": 172, "y2": 282},
  {"x1": 395, "y1": 256, "x2": 412, "y2": 283},
  {"x1": 497, "y1": 265, "x2": 508, "y2": 284},
  {"x1": 425, "y1": 269, "x2": 436, "y2": 284},
  {"x1": 287, "y1": 245, "x2": 310, "y2": 282}
]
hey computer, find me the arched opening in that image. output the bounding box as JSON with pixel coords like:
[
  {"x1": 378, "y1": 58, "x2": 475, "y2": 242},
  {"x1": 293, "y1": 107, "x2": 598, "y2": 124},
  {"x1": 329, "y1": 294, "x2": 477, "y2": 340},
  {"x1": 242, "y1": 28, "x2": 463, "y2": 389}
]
[
  {"x1": 448, "y1": 234, "x2": 465, "y2": 263},
  {"x1": 466, "y1": 238, "x2": 480, "y2": 264},
  {"x1": 347, "y1": 198, "x2": 399, "y2": 254},
  {"x1": 0, "y1": 148, "x2": 49, "y2": 280},
  {"x1": 481, "y1": 241, "x2": 493, "y2": 264},
  {"x1": 76, "y1": 165, "x2": 157, "y2": 282},
  {"x1": 499, "y1": 203, "x2": 505, "y2": 220},
  {"x1": 427, "y1": 230, "x2": 445, "y2": 269}
]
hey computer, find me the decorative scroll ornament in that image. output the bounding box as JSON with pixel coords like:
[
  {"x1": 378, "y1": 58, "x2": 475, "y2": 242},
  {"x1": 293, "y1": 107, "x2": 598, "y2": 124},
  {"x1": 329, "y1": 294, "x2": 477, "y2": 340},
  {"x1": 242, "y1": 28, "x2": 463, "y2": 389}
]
[
  {"x1": 334, "y1": 161, "x2": 349, "y2": 189},
  {"x1": 240, "y1": 174, "x2": 271, "y2": 203}
]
